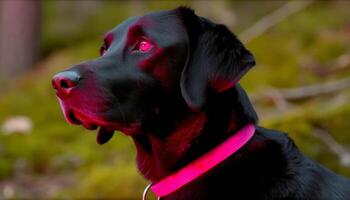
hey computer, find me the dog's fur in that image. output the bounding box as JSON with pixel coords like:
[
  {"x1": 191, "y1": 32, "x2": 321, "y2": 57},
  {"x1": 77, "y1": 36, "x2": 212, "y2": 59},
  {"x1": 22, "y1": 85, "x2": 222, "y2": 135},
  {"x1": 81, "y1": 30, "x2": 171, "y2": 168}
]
[{"x1": 52, "y1": 7, "x2": 350, "y2": 199}]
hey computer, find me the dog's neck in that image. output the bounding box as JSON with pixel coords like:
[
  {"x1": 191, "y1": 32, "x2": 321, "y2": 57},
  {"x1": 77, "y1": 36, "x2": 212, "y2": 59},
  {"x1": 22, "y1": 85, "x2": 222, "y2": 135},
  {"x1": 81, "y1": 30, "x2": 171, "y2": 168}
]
[
  {"x1": 132, "y1": 85, "x2": 258, "y2": 182},
  {"x1": 133, "y1": 113, "x2": 242, "y2": 182},
  {"x1": 133, "y1": 113, "x2": 207, "y2": 181}
]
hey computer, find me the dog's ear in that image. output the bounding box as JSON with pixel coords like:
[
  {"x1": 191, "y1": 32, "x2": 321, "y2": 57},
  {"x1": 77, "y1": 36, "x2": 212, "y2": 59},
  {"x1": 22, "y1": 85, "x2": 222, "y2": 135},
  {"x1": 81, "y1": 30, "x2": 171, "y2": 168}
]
[{"x1": 177, "y1": 8, "x2": 255, "y2": 111}]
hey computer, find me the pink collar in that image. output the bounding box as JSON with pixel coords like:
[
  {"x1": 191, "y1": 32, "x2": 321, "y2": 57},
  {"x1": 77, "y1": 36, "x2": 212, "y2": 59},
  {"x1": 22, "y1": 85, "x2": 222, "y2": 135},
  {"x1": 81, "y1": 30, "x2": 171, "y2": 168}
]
[{"x1": 149, "y1": 123, "x2": 256, "y2": 198}]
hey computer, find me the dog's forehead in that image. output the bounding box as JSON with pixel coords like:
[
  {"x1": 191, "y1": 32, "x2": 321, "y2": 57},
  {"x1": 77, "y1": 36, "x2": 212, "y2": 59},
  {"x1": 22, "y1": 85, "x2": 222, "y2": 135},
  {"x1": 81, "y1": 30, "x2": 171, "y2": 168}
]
[
  {"x1": 145, "y1": 9, "x2": 179, "y2": 19},
  {"x1": 109, "y1": 9, "x2": 185, "y2": 40},
  {"x1": 109, "y1": 16, "x2": 139, "y2": 37}
]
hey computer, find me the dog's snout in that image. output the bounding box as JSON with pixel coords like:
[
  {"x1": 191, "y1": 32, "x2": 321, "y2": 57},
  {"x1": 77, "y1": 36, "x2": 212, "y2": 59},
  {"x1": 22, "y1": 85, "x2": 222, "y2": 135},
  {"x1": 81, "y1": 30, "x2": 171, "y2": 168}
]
[{"x1": 52, "y1": 71, "x2": 81, "y2": 95}]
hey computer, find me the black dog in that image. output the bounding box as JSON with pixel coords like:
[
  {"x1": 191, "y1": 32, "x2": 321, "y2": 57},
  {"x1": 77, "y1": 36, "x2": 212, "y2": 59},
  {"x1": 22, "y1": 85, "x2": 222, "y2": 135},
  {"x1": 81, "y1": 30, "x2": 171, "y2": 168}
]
[{"x1": 52, "y1": 7, "x2": 350, "y2": 199}]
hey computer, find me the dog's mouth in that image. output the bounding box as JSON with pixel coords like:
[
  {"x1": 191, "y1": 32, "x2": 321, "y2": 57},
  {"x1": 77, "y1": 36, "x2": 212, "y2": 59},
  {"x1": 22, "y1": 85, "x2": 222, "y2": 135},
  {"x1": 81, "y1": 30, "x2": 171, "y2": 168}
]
[
  {"x1": 65, "y1": 109, "x2": 116, "y2": 145},
  {"x1": 59, "y1": 98, "x2": 141, "y2": 145}
]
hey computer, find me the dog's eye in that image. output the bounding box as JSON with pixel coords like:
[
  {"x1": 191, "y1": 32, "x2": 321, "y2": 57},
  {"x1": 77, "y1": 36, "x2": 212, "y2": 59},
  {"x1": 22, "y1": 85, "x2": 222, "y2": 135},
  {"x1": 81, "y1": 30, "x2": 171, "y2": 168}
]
[{"x1": 134, "y1": 38, "x2": 152, "y2": 52}]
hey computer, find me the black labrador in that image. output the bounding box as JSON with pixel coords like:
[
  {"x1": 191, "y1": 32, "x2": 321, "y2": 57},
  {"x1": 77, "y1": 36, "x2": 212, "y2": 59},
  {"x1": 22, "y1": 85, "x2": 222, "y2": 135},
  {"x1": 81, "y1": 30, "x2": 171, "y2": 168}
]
[{"x1": 52, "y1": 7, "x2": 350, "y2": 200}]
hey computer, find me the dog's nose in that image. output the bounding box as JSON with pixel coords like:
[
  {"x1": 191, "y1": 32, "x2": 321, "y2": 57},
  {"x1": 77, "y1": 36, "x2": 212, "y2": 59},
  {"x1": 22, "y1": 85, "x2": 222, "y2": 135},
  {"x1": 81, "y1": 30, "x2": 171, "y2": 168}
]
[{"x1": 52, "y1": 71, "x2": 81, "y2": 95}]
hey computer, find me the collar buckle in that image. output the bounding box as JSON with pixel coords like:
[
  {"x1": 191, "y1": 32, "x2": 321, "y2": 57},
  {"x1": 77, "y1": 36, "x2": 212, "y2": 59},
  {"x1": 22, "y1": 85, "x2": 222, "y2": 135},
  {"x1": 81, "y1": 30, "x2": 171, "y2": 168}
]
[{"x1": 143, "y1": 184, "x2": 160, "y2": 200}]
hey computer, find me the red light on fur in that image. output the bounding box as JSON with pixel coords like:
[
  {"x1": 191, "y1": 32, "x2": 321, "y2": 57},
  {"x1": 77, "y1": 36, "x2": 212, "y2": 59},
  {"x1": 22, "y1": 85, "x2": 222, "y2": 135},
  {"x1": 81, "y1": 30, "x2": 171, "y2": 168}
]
[{"x1": 100, "y1": 33, "x2": 114, "y2": 56}]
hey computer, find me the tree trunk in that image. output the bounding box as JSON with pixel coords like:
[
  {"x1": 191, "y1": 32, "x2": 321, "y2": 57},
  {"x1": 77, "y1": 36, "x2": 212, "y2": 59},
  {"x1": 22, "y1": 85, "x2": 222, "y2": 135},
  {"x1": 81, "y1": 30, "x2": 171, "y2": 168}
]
[{"x1": 0, "y1": 0, "x2": 41, "y2": 80}]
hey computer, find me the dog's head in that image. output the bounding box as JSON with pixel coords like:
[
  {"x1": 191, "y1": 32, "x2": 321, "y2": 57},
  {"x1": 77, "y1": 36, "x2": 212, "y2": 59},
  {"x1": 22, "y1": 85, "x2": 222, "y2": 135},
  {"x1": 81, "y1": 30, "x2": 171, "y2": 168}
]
[{"x1": 52, "y1": 7, "x2": 256, "y2": 144}]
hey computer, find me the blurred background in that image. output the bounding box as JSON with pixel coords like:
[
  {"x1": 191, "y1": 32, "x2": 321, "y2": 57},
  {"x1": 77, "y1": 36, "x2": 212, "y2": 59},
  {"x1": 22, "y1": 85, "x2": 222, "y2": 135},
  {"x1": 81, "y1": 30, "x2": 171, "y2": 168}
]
[{"x1": 0, "y1": 0, "x2": 349, "y2": 199}]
